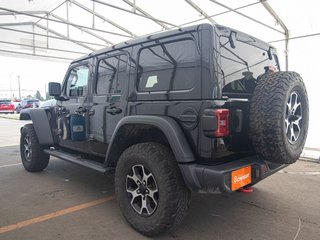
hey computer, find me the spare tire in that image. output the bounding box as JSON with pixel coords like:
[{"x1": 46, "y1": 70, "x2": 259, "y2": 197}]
[{"x1": 250, "y1": 71, "x2": 309, "y2": 164}]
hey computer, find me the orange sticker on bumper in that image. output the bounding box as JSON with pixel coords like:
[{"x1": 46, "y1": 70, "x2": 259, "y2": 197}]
[{"x1": 231, "y1": 166, "x2": 252, "y2": 191}]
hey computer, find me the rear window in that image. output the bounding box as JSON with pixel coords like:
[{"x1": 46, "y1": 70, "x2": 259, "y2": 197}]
[
  {"x1": 27, "y1": 100, "x2": 39, "y2": 104},
  {"x1": 137, "y1": 39, "x2": 200, "y2": 92},
  {"x1": 220, "y1": 33, "x2": 279, "y2": 94},
  {"x1": 0, "y1": 100, "x2": 11, "y2": 104}
]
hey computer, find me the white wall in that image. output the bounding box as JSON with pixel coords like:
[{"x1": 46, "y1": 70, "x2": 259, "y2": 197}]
[{"x1": 288, "y1": 38, "x2": 320, "y2": 148}]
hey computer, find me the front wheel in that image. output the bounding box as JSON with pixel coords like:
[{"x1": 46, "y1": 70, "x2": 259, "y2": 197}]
[
  {"x1": 115, "y1": 143, "x2": 190, "y2": 236},
  {"x1": 20, "y1": 124, "x2": 49, "y2": 172}
]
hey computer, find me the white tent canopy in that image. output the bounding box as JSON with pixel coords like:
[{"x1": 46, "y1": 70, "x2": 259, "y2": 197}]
[{"x1": 0, "y1": 0, "x2": 294, "y2": 62}]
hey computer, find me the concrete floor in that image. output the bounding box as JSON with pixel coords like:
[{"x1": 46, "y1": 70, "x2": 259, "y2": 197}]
[{"x1": 0, "y1": 118, "x2": 319, "y2": 240}]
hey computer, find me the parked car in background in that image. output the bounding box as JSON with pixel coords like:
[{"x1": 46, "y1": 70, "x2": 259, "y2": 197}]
[
  {"x1": 12, "y1": 101, "x2": 21, "y2": 112},
  {"x1": 39, "y1": 99, "x2": 57, "y2": 109},
  {"x1": 16, "y1": 99, "x2": 40, "y2": 113},
  {"x1": 0, "y1": 99, "x2": 15, "y2": 114}
]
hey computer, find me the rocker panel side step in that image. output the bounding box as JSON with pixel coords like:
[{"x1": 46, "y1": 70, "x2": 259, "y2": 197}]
[{"x1": 44, "y1": 149, "x2": 113, "y2": 174}]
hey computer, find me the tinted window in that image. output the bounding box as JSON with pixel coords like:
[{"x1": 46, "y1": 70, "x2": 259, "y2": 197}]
[
  {"x1": 27, "y1": 100, "x2": 39, "y2": 104},
  {"x1": 96, "y1": 54, "x2": 127, "y2": 95},
  {"x1": 65, "y1": 65, "x2": 89, "y2": 97},
  {"x1": 137, "y1": 39, "x2": 199, "y2": 92},
  {"x1": 0, "y1": 100, "x2": 11, "y2": 104},
  {"x1": 220, "y1": 35, "x2": 278, "y2": 92}
]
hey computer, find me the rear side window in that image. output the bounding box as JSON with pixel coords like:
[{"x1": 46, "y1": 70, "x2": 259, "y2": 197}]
[
  {"x1": 96, "y1": 54, "x2": 127, "y2": 95},
  {"x1": 137, "y1": 39, "x2": 200, "y2": 92}
]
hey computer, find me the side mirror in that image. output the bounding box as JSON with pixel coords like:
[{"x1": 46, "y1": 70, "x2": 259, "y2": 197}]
[{"x1": 48, "y1": 82, "x2": 61, "y2": 97}]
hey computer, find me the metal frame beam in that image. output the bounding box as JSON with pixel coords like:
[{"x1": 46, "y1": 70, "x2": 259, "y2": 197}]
[
  {"x1": 177, "y1": 1, "x2": 260, "y2": 28},
  {"x1": 0, "y1": 7, "x2": 131, "y2": 38},
  {"x1": 51, "y1": 13, "x2": 113, "y2": 45},
  {"x1": 0, "y1": 11, "x2": 48, "y2": 16},
  {"x1": 71, "y1": 0, "x2": 137, "y2": 37},
  {"x1": 92, "y1": 0, "x2": 95, "y2": 28},
  {"x1": 32, "y1": 23, "x2": 35, "y2": 54},
  {"x1": 0, "y1": 25, "x2": 105, "y2": 48},
  {"x1": 91, "y1": 0, "x2": 177, "y2": 28},
  {"x1": 35, "y1": 0, "x2": 67, "y2": 25},
  {"x1": 209, "y1": 0, "x2": 284, "y2": 35},
  {"x1": 35, "y1": 23, "x2": 96, "y2": 51},
  {"x1": 0, "y1": 39, "x2": 87, "y2": 55},
  {"x1": 136, "y1": 2, "x2": 262, "y2": 37},
  {"x1": 0, "y1": 21, "x2": 95, "y2": 51},
  {"x1": 184, "y1": 0, "x2": 217, "y2": 24},
  {"x1": 260, "y1": 0, "x2": 289, "y2": 70},
  {"x1": 122, "y1": 0, "x2": 169, "y2": 29},
  {"x1": 0, "y1": 48, "x2": 74, "y2": 61},
  {"x1": 66, "y1": 0, "x2": 70, "y2": 37},
  {"x1": 0, "y1": 22, "x2": 34, "y2": 27}
]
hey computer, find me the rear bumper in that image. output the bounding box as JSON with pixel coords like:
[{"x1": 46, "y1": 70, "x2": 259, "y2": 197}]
[
  {"x1": 179, "y1": 156, "x2": 287, "y2": 193},
  {"x1": 0, "y1": 110, "x2": 14, "y2": 113}
]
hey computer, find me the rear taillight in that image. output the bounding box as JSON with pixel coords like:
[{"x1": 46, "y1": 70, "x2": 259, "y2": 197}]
[{"x1": 214, "y1": 109, "x2": 230, "y2": 137}]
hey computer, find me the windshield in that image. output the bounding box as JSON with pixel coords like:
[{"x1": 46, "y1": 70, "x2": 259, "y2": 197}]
[{"x1": 218, "y1": 29, "x2": 279, "y2": 94}]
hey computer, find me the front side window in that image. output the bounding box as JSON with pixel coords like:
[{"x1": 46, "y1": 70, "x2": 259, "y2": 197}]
[
  {"x1": 137, "y1": 39, "x2": 200, "y2": 92},
  {"x1": 65, "y1": 65, "x2": 89, "y2": 97}
]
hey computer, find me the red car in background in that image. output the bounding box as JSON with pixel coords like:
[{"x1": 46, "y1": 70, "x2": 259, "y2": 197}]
[
  {"x1": 0, "y1": 100, "x2": 15, "y2": 114},
  {"x1": 16, "y1": 99, "x2": 40, "y2": 113}
]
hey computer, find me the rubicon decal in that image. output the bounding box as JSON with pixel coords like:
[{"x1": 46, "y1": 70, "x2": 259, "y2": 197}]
[{"x1": 231, "y1": 166, "x2": 252, "y2": 191}]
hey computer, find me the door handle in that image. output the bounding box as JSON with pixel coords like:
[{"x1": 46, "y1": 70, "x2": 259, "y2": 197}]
[
  {"x1": 106, "y1": 107, "x2": 122, "y2": 115},
  {"x1": 89, "y1": 109, "x2": 95, "y2": 116}
]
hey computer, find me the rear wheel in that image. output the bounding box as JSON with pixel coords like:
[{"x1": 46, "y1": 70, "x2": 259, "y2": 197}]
[
  {"x1": 115, "y1": 142, "x2": 190, "y2": 236},
  {"x1": 250, "y1": 71, "x2": 309, "y2": 164},
  {"x1": 20, "y1": 124, "x2": 49, "y2": 172}
]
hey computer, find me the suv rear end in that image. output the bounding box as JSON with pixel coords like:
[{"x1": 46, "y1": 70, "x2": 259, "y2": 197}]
[
  {"x1": 0, "y1": 100, "x2": 15, "y2": 113},
  {"x1": 179, "y1": 24, "x2": 307, "y2": 193}
]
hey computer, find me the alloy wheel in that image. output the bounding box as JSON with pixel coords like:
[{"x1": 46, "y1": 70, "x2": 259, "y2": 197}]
[
  {"x1": 285, "y1": 91, "x2": 303, "y2": 144},
  {"x1": 126, "y1": 164, "x2": 159, "y2": 217}
]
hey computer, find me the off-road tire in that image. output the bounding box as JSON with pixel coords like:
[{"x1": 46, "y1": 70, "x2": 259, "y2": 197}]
[
  {"x1": 20, "y1": 124, "x2": 50, "y2": 172},
  {"x1": 115, "y1": 142, "x2": 191, "y2": 237},
  {"x1": 250, "y1": 71, "x2": 309, "y2": 164}
]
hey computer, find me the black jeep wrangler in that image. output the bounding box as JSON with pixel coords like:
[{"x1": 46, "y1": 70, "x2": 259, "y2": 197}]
[{"x1": 20, "y1": 24, "x2": 308, "y2": 236}]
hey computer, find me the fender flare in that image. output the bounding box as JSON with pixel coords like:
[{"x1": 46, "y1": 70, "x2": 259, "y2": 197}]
[
  {"x1": 105, "y1": 115, "x2": 195, "y2": 164},
  {"x1": 20, "y1": 108, "x2": 54, "y2": 145}
]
